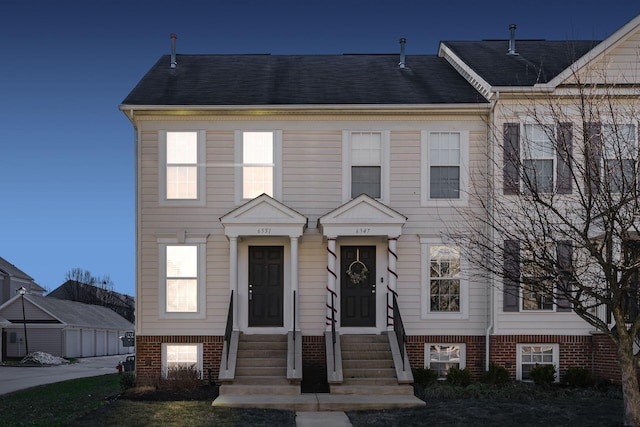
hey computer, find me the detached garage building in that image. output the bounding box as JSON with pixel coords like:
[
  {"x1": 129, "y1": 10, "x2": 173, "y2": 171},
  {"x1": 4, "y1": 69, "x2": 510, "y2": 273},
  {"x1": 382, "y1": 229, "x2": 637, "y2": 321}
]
[{"x1": 0, "y1": 294, "x2": 134, "y2": 359}]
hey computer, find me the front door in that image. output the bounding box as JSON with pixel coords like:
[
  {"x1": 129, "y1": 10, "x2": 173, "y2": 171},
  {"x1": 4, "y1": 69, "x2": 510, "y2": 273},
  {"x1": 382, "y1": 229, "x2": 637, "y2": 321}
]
[
  {"x1": 248, "y1": 246, "x2": 284, "y2": 327},
  {"x1": 341, "y1": 245, "x2": 376, "y2": 327}
]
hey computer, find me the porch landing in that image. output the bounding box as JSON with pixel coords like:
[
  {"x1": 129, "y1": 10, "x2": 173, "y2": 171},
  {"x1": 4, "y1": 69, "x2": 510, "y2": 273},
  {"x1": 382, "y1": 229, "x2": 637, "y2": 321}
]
[{"x1": 211, "y1": 392, "x2": 425, "y2": 411}]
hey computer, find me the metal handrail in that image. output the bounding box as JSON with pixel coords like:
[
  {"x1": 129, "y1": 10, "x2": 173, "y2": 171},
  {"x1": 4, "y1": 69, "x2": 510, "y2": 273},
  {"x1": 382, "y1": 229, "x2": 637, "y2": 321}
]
[
  {"x1": 392, "y1": 293, "x2": 407, "y2": 371},
  {"x1": 224, "y1": 290, "x2": 234, "y2": 368}
]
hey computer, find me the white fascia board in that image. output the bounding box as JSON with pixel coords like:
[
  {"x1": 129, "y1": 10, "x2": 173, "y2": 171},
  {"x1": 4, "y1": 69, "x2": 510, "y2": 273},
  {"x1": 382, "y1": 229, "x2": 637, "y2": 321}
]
[{"x1": 438, "y1": 42, "x2": 493, "y2": 100}]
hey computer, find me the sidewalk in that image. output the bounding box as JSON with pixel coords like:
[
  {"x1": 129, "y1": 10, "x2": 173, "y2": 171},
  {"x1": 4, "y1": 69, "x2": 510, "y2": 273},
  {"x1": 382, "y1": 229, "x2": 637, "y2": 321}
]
[
  {"x1": 0, "y1": 354, "x2": 128, "y2": 395},
  {"x1": 296, "y1": 411, "x2": 352, "y2": 427}
]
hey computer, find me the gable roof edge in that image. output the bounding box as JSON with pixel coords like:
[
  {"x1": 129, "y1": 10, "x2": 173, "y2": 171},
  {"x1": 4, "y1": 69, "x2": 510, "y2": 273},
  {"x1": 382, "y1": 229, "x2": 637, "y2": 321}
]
[
  {"x1": 542, "y1": 14, "x2": 640, "y2": 88},
  {"x1": 439, "y1": 42, "x2": 493, "y2": 100}
]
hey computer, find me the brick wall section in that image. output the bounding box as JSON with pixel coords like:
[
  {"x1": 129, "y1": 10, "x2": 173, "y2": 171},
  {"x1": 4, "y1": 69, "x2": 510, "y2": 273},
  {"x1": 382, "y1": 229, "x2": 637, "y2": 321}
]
[
  {"x1": 406, "y1": 335, "x2": 485, "y2": 379},
  {"x1": 302, "y1": 335, "x2": 326, "y2": 368},
  {"x1": 592, "y1": 333, "x2": 640, "y2": 384},
  {"x1": 135, "y1": 335, "x2": 223, "y2": 386},
  {"x1": 490, "y1": 335, "x2": 592, "y2": 381}
]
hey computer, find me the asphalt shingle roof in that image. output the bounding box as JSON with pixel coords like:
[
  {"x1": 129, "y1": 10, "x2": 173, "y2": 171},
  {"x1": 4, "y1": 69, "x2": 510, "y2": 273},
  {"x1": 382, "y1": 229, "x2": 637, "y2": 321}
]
[
  {"x1": 122, "y1": 54, "x2": 489, "y2": 106},
  {"x1": 443, "y1": 40, "x2": 600, "y2": 86},
  {"x1": 27, "y1": 295, "x2": 134, "y2": 330}
]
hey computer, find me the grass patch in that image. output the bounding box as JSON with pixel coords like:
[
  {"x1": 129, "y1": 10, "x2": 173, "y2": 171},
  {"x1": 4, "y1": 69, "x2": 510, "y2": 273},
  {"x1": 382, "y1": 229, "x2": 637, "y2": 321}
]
[{"x1": 0, "y1": 374, "x2": 122, "y2": 427}]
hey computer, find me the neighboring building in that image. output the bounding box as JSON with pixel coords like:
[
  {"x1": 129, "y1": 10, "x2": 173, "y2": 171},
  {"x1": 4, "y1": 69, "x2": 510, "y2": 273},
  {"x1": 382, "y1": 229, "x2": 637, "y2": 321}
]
[
  {"x1": 0, "y1": 294, "x2": 134, "y2": 359},
  {"x1": 120, "y1": 14, "x2": 640, "y2": 399},
  {"x1": 48, "y1": 280, "x2": 135, "y2": 323},
  {"x1": 0, "y1": 257, "x2": 45, "y2": 304}
]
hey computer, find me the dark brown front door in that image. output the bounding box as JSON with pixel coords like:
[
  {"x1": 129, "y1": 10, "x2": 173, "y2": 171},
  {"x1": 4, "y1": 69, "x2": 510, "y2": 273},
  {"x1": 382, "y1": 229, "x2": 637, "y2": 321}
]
[
  {"x1": 341, "y1": 246, "x2": 376, "y2": 327},
  {"x1": 249, "y1": 246, "x2": 284, "y2": 327}
]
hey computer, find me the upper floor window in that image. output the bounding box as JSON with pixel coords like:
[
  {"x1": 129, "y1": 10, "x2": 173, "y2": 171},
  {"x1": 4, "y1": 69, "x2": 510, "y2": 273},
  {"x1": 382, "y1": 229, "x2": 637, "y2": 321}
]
[
  {"x1": 243, "y1": 132, "x2": 274, "y2": 199},
  {"x1": 160, "y1": 131, "x2": 205, "y2": 206},
  {"x1": 351, "y1": 132, "x2": 381, "y2": 198},
  {"x1": 166, "y1": 132, "x2": 198, "y2": 199},
  {"x1": 236, "y1": 130, "x2": 282, "y2": 204},
  {"x1": 522, "y1": 124, "x2": 555, "y2": 193},
  {"x1": 603, "y1": 123, "x2": 636, "y2": 193},
  {"x1": 343, "y1": 131, "x2": 389, "y2": 203},
  {"x1": 521, "y1": 243, "x2": 554, "y2": 311},
  {"x1": 421, "y1": 130, "x2": 469, "y2": 205},
  {"x1": 429, "y1": 132, "x2": 461, "y2": 199}
]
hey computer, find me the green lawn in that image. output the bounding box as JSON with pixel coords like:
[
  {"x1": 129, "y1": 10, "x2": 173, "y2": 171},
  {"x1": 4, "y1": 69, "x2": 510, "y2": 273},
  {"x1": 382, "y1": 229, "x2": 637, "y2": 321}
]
[{"x1": 0, "y1": 375, "x2": 625, "y2": 427}]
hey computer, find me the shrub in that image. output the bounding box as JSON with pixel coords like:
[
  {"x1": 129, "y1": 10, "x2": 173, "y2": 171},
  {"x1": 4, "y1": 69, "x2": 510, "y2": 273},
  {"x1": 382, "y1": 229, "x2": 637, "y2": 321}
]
[
  {"x1": 446, "y1": 367, "x2": 472, "y2": 387},
  {"x1": 120, "y1": 372, "x2": 136, "y2": 390},
  {"x1": 564, "y1": 366, "x2": 595, "y2": 388},
  {"x1": 481, "y1": 363, "x2": 510, "y2": 385},
  {"x1": 160, "y1": 365, "x2": 202, "y2": 390},
  {"x1": 412, "y1": 367, "x2": 438, "y2": 386},
  {"x1": 529, "y1": 364, "x2": 556, "y2": 386}
]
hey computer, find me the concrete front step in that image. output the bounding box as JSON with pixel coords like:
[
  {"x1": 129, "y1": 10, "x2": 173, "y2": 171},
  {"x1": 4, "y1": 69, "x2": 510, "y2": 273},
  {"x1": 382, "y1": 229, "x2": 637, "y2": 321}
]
[
  {"x1": 330, "y1": 384, "x2": 415, "y2": 395},
  {"x1": 339, "y1": 377, "x2": 400, "y2": 387},
  {"x1": 343, "y1": 367, "x2": 396, "y2": 379},
  {"x1": 232, "y1": 376, "x2": 291, "y2": 385},
  {"x1": 235, "y1": 366, "x2": 287, "y2": 377},
  {"x1": 236, "y1": 357, "x2": 287, "y2": 367},
  {"x1": 341, "y1": 350, "x2": 394, "y2": 361},
  {"x1": 212, "y1": 393, "x2": 425, "y2": 411},
  {"x1": 219, "y1": 384, "x2": 300, "y2": 396},
  {"x1": 341, "y1": 342, "x2": 390, "y2": 352},
  {"x1": 238, "y1": 341, "x2": 287, "y2": 351},
  {"x1": 341, "y1": 334, "x2": 388, "y2": 343},
  {"x1": 239, "y1": 334, "x2": 287, "y2": 342},
  {"x1": 342, "y1": 359, "x2": 394, "y2": 369}
]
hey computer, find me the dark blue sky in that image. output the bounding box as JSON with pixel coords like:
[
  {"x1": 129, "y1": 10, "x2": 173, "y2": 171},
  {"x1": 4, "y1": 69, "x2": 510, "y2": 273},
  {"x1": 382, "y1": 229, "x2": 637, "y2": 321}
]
[{"x1": 2, "y1": 0, "x2": 640, "y2": 297}]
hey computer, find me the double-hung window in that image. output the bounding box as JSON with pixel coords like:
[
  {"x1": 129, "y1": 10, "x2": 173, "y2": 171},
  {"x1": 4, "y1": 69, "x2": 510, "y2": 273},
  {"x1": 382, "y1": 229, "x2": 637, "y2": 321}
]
[
  {"x1": 162, "y1": 343, "x2": 202, "y2": 378},
  {"x1": 517, "y1": 344, "x2": 558, "y2": 382},
  {"x1": 351, "y1": 132, "x2": 382, "y2": 198},
  {"x1": 521, "y1": 243, "x2": 555, "y2": 311},
  {"x1": 166, "y1": 245, "x2": 198, "y2": 313},
  {"x1": 243, "y1": 131, "x2": 274, "y2": 199},
  {"x1": 429, "y1": 132, "x2": 461, "y2": 199},
  {"x1": 236, "y1": 131, "x2": 281, "y2": 203},
  {"x1": 429, "y1": 245, "x2": 461, "y2": 312},
  {"x1": 522, "y1": 124, "x2": 555, "y2": 193},
  {"x1": 603, "y1": 123, "x2": 636, "y2": 193},
  {"x1": 421, "y1": 238, "x2": 468, "y2": 319},
  {"x1": 426, "y1": 344, "x2": 465, "y2": 380},
  {"x1": 161, "y1": 131, "x2": 205, "y2": 205}
]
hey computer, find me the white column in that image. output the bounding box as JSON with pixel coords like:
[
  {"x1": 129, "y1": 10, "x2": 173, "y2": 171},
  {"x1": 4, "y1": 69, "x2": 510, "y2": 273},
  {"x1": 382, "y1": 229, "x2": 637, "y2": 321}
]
[
  {"x1": 229, "y1": 236, "x2": 238, "y2": 330},
  {"x1": 326, "y1": 237, "x2": 338, "y2": 332},
  {"x1": 290, "y1": 236, "x2": 299, "y2": 331},
  {"x1": 387, "y1": 237, "x2": 398, "y2": 331}
]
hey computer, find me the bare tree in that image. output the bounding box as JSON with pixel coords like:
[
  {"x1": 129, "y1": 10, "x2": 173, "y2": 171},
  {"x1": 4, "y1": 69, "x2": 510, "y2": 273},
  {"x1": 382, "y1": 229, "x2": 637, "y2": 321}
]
[{"x1": 452, "y1": 71, "x2": 640, "y2": 425}]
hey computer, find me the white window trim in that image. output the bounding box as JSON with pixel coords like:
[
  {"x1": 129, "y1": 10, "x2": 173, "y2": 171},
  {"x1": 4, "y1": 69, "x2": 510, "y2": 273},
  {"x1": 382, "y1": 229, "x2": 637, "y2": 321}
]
[
  {"x1": 520, "y1": 122, "x2": 556, "y2": 193},
  {"x1": 158, "y1": 235, "x2": 207, "y2": 319},
  {"x1": 342, "y1": 130, "x2": 390, "y2": 204},
  {"x1": 421, "y1": 130, "x2": 469, "y2": 207},
  {"x1": 161, "y1": 343, "x2": 203, "y2": 378},
  {"x1": 516, "y1": 343, "x2": 559, "y2": 382},
  {"x1": 424, "y1": 343, "x2": 466, "y2": 376},
  {"x1": 235, "y1": 130, "x2": 282, "y2": 205},
  {"x1": 159, "y1": 130, "x2": 206, "y2": 207},
  {"x1": 420, "y1": 236, "x2": 469, "y2": 319}
]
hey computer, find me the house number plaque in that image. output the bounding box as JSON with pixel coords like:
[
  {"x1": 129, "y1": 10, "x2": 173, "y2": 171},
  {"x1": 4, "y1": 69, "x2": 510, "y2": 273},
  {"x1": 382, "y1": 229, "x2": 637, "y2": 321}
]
[{"x1": 257, "y1": 227, "x2": 272, "y2": 235}]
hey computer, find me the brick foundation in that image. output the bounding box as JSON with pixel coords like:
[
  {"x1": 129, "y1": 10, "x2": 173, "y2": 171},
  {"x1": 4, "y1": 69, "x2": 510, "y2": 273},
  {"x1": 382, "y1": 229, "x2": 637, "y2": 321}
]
[
  {"x1": 135, "y1": 335, "x2": 223, "y2": 386},
  {"x1": 302, "y1": 335, "x2": 326, "y2": 368}
]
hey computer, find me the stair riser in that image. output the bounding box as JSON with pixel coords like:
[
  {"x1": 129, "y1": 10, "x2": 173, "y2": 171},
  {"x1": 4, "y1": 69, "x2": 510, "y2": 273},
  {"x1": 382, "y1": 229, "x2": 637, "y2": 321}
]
[
  {"x1": 239, "y1": 334, "x2": 287, "y2": 342},
  {"x1": 220, "y1": 385, "x2": 300, "y2": 396},
  {"x1": 332, "y1": 383, "x2": 412, "y2": 393},
  {"x1": 342, "y1": 351, "x2": 393, "y2": 361},
  {"x1": 343, "y1": 360, "x2": 394, "y2": 369},
  {"x1": 235, "y1": 367, "x2": 287, "y2": 377},
  {"x1": 341, "y1": 335, "x2": 388, "y2": 343},
  {"x1": 343, "y1": 368, "x2": 396, "y2": 378},
  {"x1": 235, "y1": 357, "x2": 286, "y2": 368},
  {"x1": 341, "y1": 343, "x2": 390, "y2": 352},
  {"x1": 238, "y1": 342, "x2": 287, "y2": 351}
]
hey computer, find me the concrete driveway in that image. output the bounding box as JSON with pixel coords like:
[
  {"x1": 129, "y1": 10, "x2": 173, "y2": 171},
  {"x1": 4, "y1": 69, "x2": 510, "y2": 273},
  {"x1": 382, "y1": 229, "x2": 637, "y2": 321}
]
[{"x1": 0, "y1": 354, "x2": 131, "y2": 395}]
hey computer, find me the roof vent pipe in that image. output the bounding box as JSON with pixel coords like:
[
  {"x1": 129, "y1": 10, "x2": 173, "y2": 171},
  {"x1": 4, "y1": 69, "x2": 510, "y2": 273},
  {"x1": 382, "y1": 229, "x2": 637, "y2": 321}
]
[
  {"x1": 170, "y1": 33, "x2": 178, "y2": 68},
  {"x1": 507, "y1": 24, "x2": 519, "y2": 56},
  {"x1": 399, "y1": 38, "x2": 407, "y2": 69}
]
